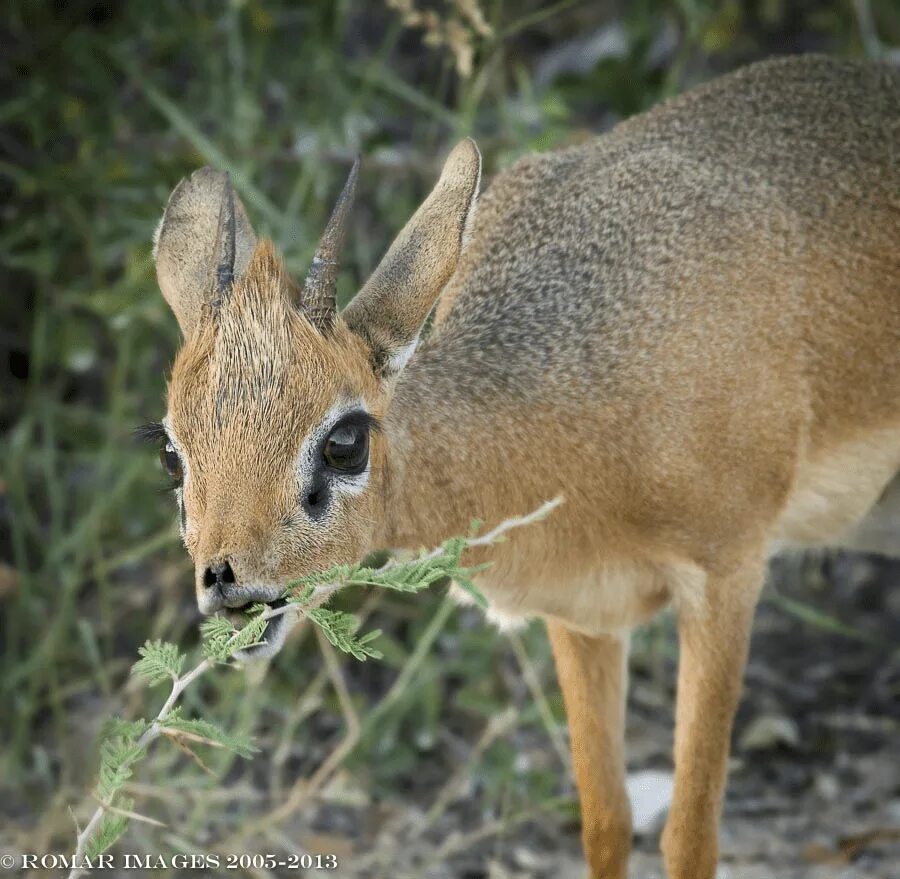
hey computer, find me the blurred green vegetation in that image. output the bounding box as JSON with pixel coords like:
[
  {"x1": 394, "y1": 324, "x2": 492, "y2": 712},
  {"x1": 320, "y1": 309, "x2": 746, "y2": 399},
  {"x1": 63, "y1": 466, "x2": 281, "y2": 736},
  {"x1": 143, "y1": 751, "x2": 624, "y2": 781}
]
[{"x1": 1, "y1": 0, "x2": 897, "y2": 873}]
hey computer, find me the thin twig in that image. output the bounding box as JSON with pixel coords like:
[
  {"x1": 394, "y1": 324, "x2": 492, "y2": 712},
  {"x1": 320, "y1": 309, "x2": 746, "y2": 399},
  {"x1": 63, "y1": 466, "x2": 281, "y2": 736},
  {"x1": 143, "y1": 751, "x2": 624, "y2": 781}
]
[
  {"x1": 262, "y1": 495, "x2": 566, "y2": 625},
  {"x1": 90, "y1": 795, "x2": 168, "y2": 829},
  {"x1": 357, "y1": 707, "x2": 519, "y2": 874},
  {"x1": 162, "y1": 732, "x2": 218, "y2": 777},
  {"x1": 159, "y1": 726, "x2": 228, "y2": 749}
]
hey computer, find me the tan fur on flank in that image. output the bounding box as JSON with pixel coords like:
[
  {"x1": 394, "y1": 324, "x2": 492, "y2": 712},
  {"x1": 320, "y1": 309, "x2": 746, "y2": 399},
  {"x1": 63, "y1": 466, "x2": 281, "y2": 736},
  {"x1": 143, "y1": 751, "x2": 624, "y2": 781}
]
[{"x1": 152, "y1": 57, "x2": 900, "y2": 878}]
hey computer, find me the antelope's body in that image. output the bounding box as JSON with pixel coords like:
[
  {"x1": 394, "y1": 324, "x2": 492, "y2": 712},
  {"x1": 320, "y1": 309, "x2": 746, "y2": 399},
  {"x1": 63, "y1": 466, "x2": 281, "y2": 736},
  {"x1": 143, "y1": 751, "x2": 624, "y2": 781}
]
[{"x1": 151, "y1": 55, "x2": 900, "y2": 878}]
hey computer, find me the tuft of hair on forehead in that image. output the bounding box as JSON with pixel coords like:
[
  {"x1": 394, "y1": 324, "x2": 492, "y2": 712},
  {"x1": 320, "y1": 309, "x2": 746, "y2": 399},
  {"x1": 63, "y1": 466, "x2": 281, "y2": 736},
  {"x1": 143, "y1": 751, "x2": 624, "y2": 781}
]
[
  {"x1": 220, "y1": 239, "x2": 347, "y2": 355},
  {"x1": 227, "y1": 239, "x2": 300, "y2": 313},
  {"x1": 167, "y1": 237, "x2": 381, "y2": 438}
]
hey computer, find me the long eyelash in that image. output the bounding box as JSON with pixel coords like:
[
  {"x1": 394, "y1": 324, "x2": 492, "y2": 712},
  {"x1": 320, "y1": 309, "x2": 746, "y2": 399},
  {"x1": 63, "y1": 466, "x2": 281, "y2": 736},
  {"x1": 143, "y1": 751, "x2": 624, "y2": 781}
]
[
  {"x1": 135, "y1": 421, "x2": 167, "y2": 444},
  {"x1": 336, "y1": 411, "x2": 383, "y2": 434},
  {"x1": 136, "y1": 422, "x2": 181, "y2": 493}
]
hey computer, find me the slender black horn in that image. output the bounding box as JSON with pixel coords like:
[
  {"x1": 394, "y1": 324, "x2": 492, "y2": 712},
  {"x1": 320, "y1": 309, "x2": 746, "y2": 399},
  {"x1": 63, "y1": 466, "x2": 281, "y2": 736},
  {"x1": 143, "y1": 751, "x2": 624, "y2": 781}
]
[
  {"x1": 212, "y1": 172, "x2": 236, "y2": 305},
  {"x1": 300, "y1": 156, "x2": 360, "y2": 331}
]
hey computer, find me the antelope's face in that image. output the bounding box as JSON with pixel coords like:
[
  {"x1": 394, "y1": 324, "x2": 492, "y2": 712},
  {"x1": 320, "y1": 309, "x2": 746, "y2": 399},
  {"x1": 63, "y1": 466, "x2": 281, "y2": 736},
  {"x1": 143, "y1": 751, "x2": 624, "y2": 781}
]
[
  {"x1": 150, "y1": 142, "x2": 480, "y2": 658},
  {"x1": 160, "y1": 247, "x2": 386, "y2": 656}
]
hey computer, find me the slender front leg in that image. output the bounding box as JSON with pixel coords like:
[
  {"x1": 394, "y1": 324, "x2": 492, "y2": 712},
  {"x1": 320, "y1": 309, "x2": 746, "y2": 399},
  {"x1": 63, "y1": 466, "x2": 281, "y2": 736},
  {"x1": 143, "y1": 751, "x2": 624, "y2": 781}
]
[
  {"x1": 548, "y1": 622, "x2": 631, "y2": 879},
  {"x1": 662, "y1": 562, "x2": 764, "y2": 879}
]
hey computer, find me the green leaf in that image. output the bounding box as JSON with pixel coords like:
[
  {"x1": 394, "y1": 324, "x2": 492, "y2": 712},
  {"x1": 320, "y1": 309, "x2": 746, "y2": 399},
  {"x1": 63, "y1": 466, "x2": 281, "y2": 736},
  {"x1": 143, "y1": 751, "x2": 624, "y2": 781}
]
[
  {"x1": 200, "y1": 609, "x2": 271, "y2": 662},
  {"x1": 101, "y1": 716, "x2": 148, "y2": 741},
  {"x1": 288, "y1": 566, "x2": 354, "y2": 594},
  {"x1": 131, "y1": 640, "x2": 185, "y2": 685},
  {"x1": 227, "y1": 610, "x2": 270, "y2": 654},
  {"x1": 199, "y1": 615, "x2": 238, "y2": 663},
  {"x1": 353, "y1": 558, "x2": 449, "y2": 593},
  {"x1": 96, "y1": 737, "x2": 145, "y2": 803},
  {"x1": 452, "y1": 575, "x2": 488, "y2": 608},
  {"x1": 84, "y1": 806, "x2": 130, "y2": 860},
  {"x1": 306, "y1": 607, "x2": 383, "y2": 661}
]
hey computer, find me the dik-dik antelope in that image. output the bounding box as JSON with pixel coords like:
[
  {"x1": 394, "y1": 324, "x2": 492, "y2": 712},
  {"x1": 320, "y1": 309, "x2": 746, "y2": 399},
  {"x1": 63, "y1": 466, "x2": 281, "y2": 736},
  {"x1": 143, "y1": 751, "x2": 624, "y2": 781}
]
[{"x1": 147, "y1": 55, "x2": 900, "y2": 877}]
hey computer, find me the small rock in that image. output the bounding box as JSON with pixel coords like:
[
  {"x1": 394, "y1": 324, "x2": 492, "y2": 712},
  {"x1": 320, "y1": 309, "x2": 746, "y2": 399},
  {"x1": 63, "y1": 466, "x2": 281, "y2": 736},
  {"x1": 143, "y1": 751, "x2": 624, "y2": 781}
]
[
  {"x1": 739, "y1": 714, "x2": 800, "y2": 752},
  {"x1": 814, "y1": 771, "x2": 840, "y2": 801},
  {"x1": 511, "y1": 846, "x2": 546, "y2": 870},
  {"x1": 626, "y1": 770, "x2": 674, "y2": 834}
]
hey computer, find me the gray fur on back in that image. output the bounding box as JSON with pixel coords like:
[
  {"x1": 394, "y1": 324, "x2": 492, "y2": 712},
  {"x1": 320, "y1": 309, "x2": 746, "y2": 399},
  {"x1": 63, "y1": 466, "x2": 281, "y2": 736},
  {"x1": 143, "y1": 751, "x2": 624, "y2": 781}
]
[{"x1": 405, "y1": 55, "x2": 900, "y2": 410}]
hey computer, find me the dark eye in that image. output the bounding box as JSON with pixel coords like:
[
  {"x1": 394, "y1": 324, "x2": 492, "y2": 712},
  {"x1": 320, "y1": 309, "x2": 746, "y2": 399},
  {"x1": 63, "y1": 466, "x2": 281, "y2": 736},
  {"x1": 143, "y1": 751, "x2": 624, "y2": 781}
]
[
  {"x1": 159, "y1": 441, "x2": 183, "y2": 483},
  {"x1": 323, "y1": 422, "x2": 369, "y2": 474}
]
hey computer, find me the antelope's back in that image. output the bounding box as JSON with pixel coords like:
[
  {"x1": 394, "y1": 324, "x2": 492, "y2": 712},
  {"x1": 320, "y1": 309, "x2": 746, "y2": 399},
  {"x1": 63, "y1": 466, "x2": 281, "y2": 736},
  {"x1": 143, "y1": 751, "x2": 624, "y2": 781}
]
[{"x1": 425, "y1": 55, "x2": 900, "y2": 437}]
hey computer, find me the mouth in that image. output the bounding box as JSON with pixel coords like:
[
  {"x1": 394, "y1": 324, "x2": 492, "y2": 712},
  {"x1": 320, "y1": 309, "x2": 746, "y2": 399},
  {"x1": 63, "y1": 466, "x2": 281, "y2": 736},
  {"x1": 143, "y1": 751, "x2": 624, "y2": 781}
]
[{"x1": 227, "y1": 597, "x2": 295, "y2": 662}]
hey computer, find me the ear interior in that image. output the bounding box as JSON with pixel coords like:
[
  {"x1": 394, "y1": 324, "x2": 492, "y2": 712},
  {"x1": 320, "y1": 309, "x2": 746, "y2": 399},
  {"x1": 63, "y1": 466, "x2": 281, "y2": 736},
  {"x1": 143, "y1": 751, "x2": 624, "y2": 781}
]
[
  {"x1": 154, "y1": 167, "x2": 257, "y2": 335},
  {"x1": 342, "y1": 138, "x2": 481, "y2": 377}
]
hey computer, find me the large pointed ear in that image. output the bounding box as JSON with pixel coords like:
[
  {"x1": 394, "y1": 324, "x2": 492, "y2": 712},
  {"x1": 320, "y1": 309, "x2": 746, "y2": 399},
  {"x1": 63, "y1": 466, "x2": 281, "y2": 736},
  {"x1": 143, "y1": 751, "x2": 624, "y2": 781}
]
[
  {"x1": 342, "y1": 138, "x2": 481, "y2": 377},
  {"x1": 153, "y1": 167, "x2": 258, "y2": 336}
]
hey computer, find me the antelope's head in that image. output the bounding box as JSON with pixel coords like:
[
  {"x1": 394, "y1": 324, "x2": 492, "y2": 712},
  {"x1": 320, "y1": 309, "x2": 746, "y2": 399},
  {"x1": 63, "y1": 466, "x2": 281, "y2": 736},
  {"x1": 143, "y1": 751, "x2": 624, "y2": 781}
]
[{"x1": 149, "y1": 140, "x2": 480, "y2": 657}]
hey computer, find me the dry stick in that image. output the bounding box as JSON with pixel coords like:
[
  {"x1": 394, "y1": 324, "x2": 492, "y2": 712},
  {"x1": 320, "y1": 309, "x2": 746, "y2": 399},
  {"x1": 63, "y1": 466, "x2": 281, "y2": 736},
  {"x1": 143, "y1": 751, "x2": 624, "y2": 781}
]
[
  {"x1": 162, "y1": 731, "x2": 218, "y2": 777},
  {"x1": 423, "y1": 707, "x2": 518, "y2": 828},
  {"x1": 269, "y1": 664, "x2": 330, "y2": 796},
  {"x1": 68, "y1": 497, "x2": 563, "y2": 874},
  {"x1": 158, "y1": 726, "x2": 228, "y2": 749},
  {"x1": 89, "y1": 796, "x2": 168, "y2": 829}
]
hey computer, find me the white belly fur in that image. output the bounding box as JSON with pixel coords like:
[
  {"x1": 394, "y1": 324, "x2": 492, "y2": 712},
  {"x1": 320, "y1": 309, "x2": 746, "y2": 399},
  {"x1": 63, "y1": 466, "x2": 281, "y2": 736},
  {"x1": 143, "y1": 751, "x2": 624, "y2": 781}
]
[{"x1": 450, "y1": 556, "x2": 703, "y2": 637}]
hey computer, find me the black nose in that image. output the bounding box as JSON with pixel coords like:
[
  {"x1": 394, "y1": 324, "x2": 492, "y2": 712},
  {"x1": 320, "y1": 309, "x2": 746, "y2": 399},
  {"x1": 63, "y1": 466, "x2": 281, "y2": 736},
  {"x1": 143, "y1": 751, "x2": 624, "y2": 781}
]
[{"x1": 203, "y1": 559, "x2": 236, "y2": 591}]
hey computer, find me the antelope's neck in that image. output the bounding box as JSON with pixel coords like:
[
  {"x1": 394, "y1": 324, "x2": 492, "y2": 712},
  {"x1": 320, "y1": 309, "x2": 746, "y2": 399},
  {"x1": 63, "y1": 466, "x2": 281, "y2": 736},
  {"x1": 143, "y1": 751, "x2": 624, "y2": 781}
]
[{"x1": 373, "y1": 356, "x2": 499, "y2": 552}]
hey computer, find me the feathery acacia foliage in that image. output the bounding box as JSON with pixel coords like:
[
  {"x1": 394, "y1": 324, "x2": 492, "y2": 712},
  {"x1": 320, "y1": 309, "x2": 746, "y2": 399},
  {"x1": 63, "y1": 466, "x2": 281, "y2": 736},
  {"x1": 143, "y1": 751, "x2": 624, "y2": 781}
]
[
  {"x1": 66, "y1": 500, "x2": 560, "y2": 877},
  {"x1": 132, "y1": 640, "x2": 186, "y2": 684}
]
